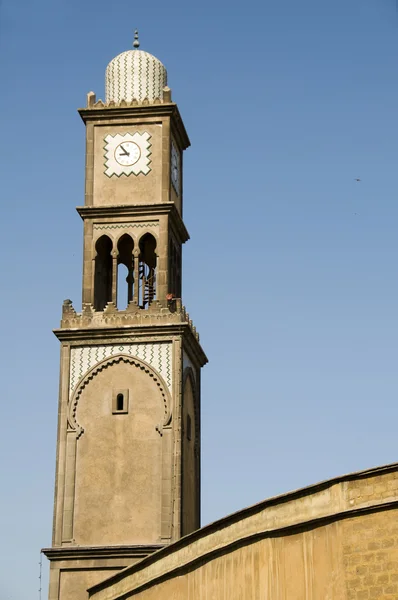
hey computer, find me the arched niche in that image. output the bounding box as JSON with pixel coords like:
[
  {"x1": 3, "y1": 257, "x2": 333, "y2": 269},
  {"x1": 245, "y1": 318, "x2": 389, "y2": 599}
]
[
  {"x1": 62, "y1": 355, "x2": 173, "y2": 546},
  {"x1": 181, "y1": 367, "x2": 200, "y2": 536}
]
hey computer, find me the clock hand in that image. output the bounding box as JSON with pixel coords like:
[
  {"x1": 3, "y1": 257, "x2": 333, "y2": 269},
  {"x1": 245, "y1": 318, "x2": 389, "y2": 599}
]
[{"x1": 119, "y1": 145, "x2": 130, "y2": 156}]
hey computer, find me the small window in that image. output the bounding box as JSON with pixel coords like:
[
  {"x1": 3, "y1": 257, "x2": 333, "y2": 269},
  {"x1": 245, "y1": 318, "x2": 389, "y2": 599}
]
[
  {"x1": 116, "y1": 393, "x2": 124, "y2": 411},
  {"x1": 112, "y1": 389, "x2": 129, "y2": 414},
  {"x1": 187, "y1": 414, "x2": 192, "y2": 441}
]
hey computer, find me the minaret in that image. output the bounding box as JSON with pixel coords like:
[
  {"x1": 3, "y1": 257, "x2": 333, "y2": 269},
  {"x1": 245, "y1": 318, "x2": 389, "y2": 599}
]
[{"x1": 43, "y1": 32, "x2": 207, "y2": 600}]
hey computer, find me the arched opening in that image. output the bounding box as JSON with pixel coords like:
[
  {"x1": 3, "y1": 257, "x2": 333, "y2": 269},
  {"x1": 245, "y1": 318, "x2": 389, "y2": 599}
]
[
  {"x1": 117, "y1": 234, "x2": 134, "y2": 310},
  {"x1": 139, "y1": 233, "x2": 157, "y2": 308},
  {"x1": 168, "y1": 237, "x2": 181, "y2": 298},
  {"x1": 117, "y1": 264, "x2": 129, "y2": 309},
  {"x1": 94, "y1": 235, "x2": 112, "y2": 311},
  {"x1": 116, "y1": 393, "x2": 124, "y2": 411}
]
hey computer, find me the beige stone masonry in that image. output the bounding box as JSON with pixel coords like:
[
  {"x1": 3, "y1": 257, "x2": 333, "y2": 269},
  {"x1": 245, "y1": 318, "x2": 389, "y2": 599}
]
[
  {"x1": 78, "y1": 102, "x2": 190, "y2": 153},
  {"x1": 87, "y1": 464, "x2": 398, "y2": 600},
  {"x1": 59, "y1": 298, "x2": 202, "y2": 347},
  {"x1": 45, "y1": 60, "x2": 204, "y2": 600}
]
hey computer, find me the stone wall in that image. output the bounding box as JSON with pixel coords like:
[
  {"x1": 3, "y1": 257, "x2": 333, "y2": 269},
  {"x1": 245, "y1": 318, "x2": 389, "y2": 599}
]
[{"x1": 87, "y1": 463, "x2": 398, "y2": 600}]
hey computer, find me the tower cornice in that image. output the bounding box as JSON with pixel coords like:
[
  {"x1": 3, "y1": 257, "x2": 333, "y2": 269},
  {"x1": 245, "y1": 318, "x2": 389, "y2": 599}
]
[
  {"x1": 76, "y1": 203, "x2": 190, "y2": 244},
  {"x1": 55, "y1": 297, "x2": 207, "y2": 367},
  {"x1": 42, "y1": 544, "x2": 163, "y2": 562},
  {"x1": 78, "y1": 102, "x2": 190, "y2": 151},
  {"x1": 53, "y1": 323, "x2": 207, "y2": 367}
]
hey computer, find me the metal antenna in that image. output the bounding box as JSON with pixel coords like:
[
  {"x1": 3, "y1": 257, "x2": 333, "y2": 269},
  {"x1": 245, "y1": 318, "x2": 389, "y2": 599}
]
[
  {"x1": 39, "y1": 552, "x2": 42, "y2": 600},
  {"x1": 133, "y1": 29, "x2": 140, "y2": 48}
]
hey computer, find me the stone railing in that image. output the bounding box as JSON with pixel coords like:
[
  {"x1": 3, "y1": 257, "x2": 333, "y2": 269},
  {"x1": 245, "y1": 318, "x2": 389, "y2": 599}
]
[
  {"x1": 60, "y1": 298, "x2": 199, "y2": 342},
  {"x1": 85, "y1": 87, "x2": 173, "y2": 109}
]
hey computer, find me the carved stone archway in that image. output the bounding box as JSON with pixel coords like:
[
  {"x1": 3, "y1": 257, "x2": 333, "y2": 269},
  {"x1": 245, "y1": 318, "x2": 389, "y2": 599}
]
[
  {"x1": 61, "y1": 354, "x2": 174, "y2": 544},
  {"x1": 68, "y1": 353, "x2": 171, "y2": 438}
]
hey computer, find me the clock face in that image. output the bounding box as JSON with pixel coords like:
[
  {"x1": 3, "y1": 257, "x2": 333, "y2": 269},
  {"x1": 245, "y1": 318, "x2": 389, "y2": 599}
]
[
  {"x1": 172, "y1": 153, "x2": 178, "y2": 183},
  {"x1": 103, "y1": 131, "x2": 152, "y2": 177},
  {"x1": 114, "y1": 141, "x2": 141, "y2": 166},
  {"x1": 171, "y1": 142, "x2": 180, "y2": 194}
]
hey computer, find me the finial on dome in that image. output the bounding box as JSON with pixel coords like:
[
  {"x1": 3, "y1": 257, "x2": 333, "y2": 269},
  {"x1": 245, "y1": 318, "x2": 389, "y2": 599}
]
[{"x1": 133, "y1": 30, "x2": 140, "y2": 49}]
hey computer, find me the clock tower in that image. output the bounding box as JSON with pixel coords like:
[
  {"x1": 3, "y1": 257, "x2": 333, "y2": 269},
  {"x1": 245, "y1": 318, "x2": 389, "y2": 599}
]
[{"x1": 43, "y1": 32, "x2": 207, "y2": 600}]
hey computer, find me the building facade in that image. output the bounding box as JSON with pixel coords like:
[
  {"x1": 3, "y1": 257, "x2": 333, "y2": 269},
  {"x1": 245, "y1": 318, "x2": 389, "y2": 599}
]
[
  {"x1": 43, "y1": 34, "x2": 207, "y2": 600},
  {"x1": 87, "y1": 463, "x2": 398, "y2": 600}
]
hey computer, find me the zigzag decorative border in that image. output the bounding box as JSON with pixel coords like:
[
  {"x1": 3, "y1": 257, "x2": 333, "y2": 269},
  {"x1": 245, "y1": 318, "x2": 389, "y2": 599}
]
[
  {"x1": 68, "y1": 355, "x2": 171, "y2": 439},
  {"x1": 69, "y1": 343, "x2": 172, "y2": 397},
  {"x1": 93, "y1": 222, "x2": 158, "y2": 231},
  {"x1": 183, "y1": 349, "x2": 196, "y2": 382}
]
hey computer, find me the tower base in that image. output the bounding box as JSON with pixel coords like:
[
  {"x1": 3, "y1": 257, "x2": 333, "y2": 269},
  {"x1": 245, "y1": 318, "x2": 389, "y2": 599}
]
[{"x1": 43, "y1": 545, "x2": 163, "y2": 600}]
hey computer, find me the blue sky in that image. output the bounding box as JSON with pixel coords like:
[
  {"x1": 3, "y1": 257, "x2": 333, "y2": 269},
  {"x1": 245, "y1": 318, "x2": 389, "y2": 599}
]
[{"x1": 0, "y1": 0, "x2": 397, "y2": 598}]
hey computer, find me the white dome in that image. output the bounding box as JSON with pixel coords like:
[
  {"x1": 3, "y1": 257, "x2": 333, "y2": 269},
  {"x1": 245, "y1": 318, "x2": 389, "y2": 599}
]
[{"x1": 105, "y1": 49, "x2": 167, "y2": 103}]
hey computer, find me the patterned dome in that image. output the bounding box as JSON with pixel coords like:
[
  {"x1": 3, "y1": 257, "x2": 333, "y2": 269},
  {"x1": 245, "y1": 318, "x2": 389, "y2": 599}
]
[{"x1": 105, "y1": 37, "x2": 167, "y2": 104}]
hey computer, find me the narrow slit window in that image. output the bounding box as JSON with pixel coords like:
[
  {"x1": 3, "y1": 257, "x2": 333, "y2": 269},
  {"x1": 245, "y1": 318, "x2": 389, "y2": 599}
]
[
  {"x1": 116, "y1": 393, "x2": 124, "y2": 411},
  {"x1": 187, "y1": 414, "x2": 192, "y2": 441}
]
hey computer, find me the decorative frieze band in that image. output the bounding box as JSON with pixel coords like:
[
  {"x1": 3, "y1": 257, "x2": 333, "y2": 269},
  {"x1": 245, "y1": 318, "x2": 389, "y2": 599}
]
[
  {"x1": 93, "y1": 222, "x2": 158, "y2": 231},
  {"x1": 70, "y1": 342, "x2": 172, "y2": 398},
  {"x1": 92, "y1": 221, "x2": 159, "y2": 243}
]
